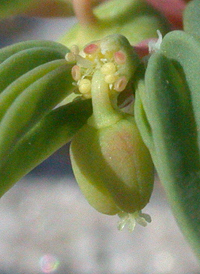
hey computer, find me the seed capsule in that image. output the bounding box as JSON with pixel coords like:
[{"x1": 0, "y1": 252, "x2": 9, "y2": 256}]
[{"x1": 70, "y1": 115, "x2": 154, "y2": 215}]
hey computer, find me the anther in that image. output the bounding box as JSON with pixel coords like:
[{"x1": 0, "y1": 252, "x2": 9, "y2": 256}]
[
  {"x1": 79, "y1": 78, "x2": 92, "y2": 94},
  {"x1": 114, "y1": 76, "x2": 128, "y2": 92},
  {"x1": 72, "y1": 65, "x2": 81, "y2": 81},
  {"x1": 114, "y1": 51, "x2": 126, "y2": 64},
  {"x1": 104, "y1": 74, "x2": 118, "y2": 84},
  {"x1": 101, "y1": 62, "x2": 116, "y2": 75}
]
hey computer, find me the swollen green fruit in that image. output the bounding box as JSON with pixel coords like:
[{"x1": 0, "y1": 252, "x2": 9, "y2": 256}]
[
  {"x1": 68, "y1": 34, "x2": 154, "y2": 231},
  {"x1": 70, "y1": 115, "x2": 154, "y2": 214}
]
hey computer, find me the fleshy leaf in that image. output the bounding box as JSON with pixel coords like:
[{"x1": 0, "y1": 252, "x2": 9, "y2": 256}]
[
  {"x1": 0, "y1": 40, "x2": 68, "y2": 63},
  {"x1": 0, "y1": 99, "x2": 92, "y2": 197},
  {"x1": 0, "y1": 40, "x2": 86, "y2": 196},
  {"x1": 135, "y1": 30, "x2": 200, "y2": 260},
  {"x1": 0, "y1": 61, "x2": 74, "y2": 163},
  {"x1": 0, "y1": 40, "x2": 69, "y2": 94},
  {"x1": 183, "y1": 0, "x2": 200, "y2": 41}
]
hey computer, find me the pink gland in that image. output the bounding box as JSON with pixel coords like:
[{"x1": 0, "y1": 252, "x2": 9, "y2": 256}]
[
  {"x1": 84, "y1": 43, "x2": 99, "y2": 54},
  {"x1": 71, "y1": 65, "x2": 81, "y2": 81},
  {"x1": 114, "y1": 51, "x2": 126, "y2": 64},
  {"x1": 114, "y1": 76, "x2": 128, "y2": 92}
]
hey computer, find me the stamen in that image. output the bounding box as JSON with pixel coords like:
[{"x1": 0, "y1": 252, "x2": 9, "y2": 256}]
[
  {"x1": 71, "y1": 44, "x2": 80, "y2": 55},
  {"x1": 72, "y1": 65, "x2": 81, "y2": 81},
  {"x1": 114, "y1": 76, "x2": 128, "y2": 92},
  {"x1": 101, "y1": 62, "x2": 116, "y2": 75},
  {"x1": 84, "y1": 43, "x2": 99, "y2": 54},
  {"x1": 79, "y1": 78, "x2": 91, "y2": 94},
  {"x1": 65, "y1": 52, "x2": 76, "y2": 62},
  {"x1": 77, "y1": 55, "x2": 93, "y2": 68},
  {"x1": 104, "y1": 74, "x2": 118, "y2": 84},
  {"x1": 114, "y1": 51, "x2": 127, "y2": 64}
]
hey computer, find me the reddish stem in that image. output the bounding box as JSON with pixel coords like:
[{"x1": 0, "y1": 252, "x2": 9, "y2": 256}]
[{"x1": 72, "y1": 0, "x2": 97, "y2": 26}]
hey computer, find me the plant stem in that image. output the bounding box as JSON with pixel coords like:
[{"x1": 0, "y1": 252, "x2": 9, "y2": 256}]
[
  {"x1": 88, "y1": 69, "x2": 122, "y2": 128},
  {"x1": 72, "y1": 0, "x2": 97, "y2": 26}
]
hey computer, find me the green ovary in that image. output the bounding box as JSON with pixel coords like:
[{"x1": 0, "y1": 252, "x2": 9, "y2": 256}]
[{"x1": 70, "y1": 115, "x2": 154, "y2": 215}]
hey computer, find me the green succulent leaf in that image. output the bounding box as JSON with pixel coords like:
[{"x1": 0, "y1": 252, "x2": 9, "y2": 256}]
[
  {"x1": 0, "y1": 60, "x2": 66, "y2": 121},
  {"x1": 135, "y1": 30, "x2": 200, "y2": 259},
  {"x1": 60, "y1": 0, "x2": 170, "y2": 48},
  {"x1": 0, "y1": 61, "x2": 74, "y2": 162},
  {"x1": 0, "y1": 99, "x2": 92, "y2": 197},
  {"x1": 183, "y1": 0, "x2": 200, "y2": 41},
  {"x1": 160, "y1": 31, "x2": 200, "y2": 134},
  {"x1": 0, "y1": 48, "x2": 67, "y2": 93},
  {"x1": 0, "y1": 40, "x2": 72, "y2": 159},
  {"x1": 0, "y1": 40, "x2": 68, "y2": 63},
  {"x1": 0, "y1": 40, "x2": 89, "y2": 196},
  {"x1": 0, "y1": 40, "x2": 69, "y2": 92}
]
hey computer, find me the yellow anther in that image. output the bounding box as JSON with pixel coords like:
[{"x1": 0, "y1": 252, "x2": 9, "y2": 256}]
[
  {"x1": 104, "y1": 74, "x2": 118, "y2": 84},
  {"x1": 101, "y1": 62, "x2": 116, "y2": 75},
  {"x1": 79, "y1": 78, "x2": 91, "y2": 94}
]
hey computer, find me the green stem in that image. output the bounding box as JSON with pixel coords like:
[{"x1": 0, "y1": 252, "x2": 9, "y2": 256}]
[{"x1": 88, "y1": 70, "x2": 122, "y2": 129}]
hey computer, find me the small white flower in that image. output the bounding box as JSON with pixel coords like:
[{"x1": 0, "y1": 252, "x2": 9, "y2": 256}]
[{"x1": 117, "y1": 210, "x2": 151, "y2": 232}]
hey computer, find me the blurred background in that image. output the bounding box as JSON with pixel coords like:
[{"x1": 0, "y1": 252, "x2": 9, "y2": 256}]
[{"x1": 0, "y1": 15, "x2": 199, "y2": 274}]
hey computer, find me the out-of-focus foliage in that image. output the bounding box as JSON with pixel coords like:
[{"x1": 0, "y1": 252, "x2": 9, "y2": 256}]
[{"x1": 60, "y1": 0, "x2": 170, "y2": 48}]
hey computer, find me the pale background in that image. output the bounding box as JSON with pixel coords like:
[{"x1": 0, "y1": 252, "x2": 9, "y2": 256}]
[{"x1": 0, "y1": 15, "x2": 199, "y2": 274}]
